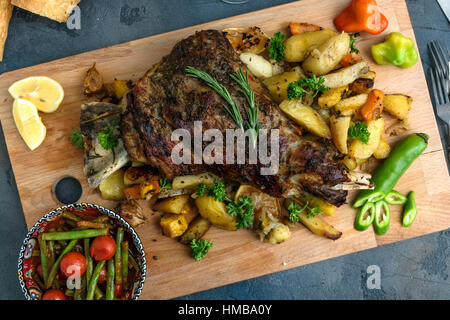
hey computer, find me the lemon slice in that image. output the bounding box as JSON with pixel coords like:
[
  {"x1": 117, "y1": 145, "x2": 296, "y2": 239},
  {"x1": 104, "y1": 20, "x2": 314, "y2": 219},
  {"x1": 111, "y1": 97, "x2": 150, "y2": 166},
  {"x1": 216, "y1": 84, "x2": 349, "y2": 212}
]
[
  {"x1": 8, "y1": 76, "x2": 64, "y2": 113},
  {"x1": 13, "y1": 99, "x2": 46, "y2": 150}
]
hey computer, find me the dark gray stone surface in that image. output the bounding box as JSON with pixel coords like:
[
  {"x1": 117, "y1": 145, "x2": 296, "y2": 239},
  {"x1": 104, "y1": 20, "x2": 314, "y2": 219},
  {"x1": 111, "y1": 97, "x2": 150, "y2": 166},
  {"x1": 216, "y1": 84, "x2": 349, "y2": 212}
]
[{"x1": 0, "y1": 0, "x2": 448, "y2": 300}]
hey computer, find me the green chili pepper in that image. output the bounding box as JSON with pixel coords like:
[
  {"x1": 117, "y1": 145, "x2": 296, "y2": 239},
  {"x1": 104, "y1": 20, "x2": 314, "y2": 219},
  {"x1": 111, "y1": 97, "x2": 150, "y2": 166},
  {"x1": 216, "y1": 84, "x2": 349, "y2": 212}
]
[
  {"x1": 374, "y1": 200, "x2": 390, "y2": 235},
  {"x1": 353, "y1": 133, "x2": 428, "y2": 208},
  {"x1": 385, "y1": 190, "x2": 407, "y2": 205},
  {"x1": 402, "y1": 191, "x2": 417, "y2": 227},
  {"x1": 371, "y1": 32, "x2": 418, "y2": 68},
  {"x1": 354, "y1": 202, "x2": 376, "y2": 231}
]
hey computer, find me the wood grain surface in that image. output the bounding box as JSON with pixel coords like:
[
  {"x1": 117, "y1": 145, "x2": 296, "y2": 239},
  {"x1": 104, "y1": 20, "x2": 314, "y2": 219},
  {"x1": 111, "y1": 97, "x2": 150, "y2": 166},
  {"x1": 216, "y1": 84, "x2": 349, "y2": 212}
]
[{"x1": 0, "y1": 0, "x2": 448, "y2": 299}]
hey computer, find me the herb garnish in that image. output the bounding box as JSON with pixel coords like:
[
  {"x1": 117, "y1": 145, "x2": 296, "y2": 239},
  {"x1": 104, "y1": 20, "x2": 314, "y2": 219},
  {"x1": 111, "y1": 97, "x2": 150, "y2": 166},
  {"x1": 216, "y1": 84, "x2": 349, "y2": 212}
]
[
  {"x1": 349, "y1": 33, "x2": 360, "y2": 54},
  {"x1": 190, "y1": 239, "x2": 213, "y2": 261},
  {"x1": 98, "y1": 127, "x2": 118, "y2": 150},
  {"x1": 348, "y1": 121, "x2": 370, "y2": 144},
  {"x1": 288, "y1": 201, "x2": 323, "y2": 221},
  {"x1": 269, "y1": 32, "x2": 286, "y2": 61},
  {"x1": 196, "y1": 181, "x2": 254, "y2": 229},
  {"x1": 185, "y1": 66, "x2": 244, "y2": 131},
  {"x1": 287, "y1": 75, "x2": 329, "y2": 100},
  {"x1": 159, "y1": 178, "x2": 172, "y2": 191},
  {"x1": 70, "y1": 129, "x2": 83, "y2": 148}
]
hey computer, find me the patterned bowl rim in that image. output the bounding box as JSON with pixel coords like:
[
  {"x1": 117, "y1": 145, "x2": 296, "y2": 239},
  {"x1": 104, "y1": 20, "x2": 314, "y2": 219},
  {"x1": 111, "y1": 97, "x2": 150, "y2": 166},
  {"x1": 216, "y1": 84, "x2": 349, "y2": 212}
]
[{"x1": 17, "y1": 203, "x2": 147, "y2": 300}]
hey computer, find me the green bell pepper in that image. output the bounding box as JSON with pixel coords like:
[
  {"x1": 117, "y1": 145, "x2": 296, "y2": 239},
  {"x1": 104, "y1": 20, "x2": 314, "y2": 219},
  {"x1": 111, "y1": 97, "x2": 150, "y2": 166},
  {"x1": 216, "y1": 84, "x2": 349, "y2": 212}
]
[{"x1": 371, "y1": 32, "x2": 418, "y2": 68}]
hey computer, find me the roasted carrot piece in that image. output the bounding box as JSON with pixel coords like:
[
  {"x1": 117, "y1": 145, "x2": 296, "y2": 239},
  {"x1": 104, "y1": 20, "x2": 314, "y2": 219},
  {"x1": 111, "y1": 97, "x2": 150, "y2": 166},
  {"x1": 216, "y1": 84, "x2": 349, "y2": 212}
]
[
  {"x1": 289, "y1": 22, "x2": 322, "y2": 35},
  {"x1": 340, "y1": 53, "x2": 362, "y2": 67},
  {"x1": 123, "y1": 185, "x2": 143, "y2": 199},
  {"x1": 360, "y1": 89, "x2": 384, "y2": 121}
]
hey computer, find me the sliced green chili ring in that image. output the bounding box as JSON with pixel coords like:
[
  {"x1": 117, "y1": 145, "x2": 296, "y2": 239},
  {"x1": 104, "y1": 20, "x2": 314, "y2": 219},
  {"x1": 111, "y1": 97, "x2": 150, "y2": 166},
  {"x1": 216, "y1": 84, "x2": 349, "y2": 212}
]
[
  {"x1": 374, "y1": 200, "x2": 390, "y2": 235},
  {"x1": 402, "y1": 191, "x2": 417, "y2": 227},
  {"x1": 385, "y1": 190, "x2": 407, "y2": 205},
  {"x1": 354, "y1": 202, "x2": 376, "y2": 231},
  {"x1": 353, "y1": 191, "x2": 385, "y2": 208},
  {"x1": 353, "y1": 133, "x2": 428, "y2": 208}
]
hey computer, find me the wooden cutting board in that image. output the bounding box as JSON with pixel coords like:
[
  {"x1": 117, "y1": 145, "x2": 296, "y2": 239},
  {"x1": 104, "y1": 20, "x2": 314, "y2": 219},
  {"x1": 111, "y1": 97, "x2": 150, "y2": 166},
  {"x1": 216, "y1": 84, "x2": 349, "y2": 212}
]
[{"x1": 0, "y1": 0, "x2": 449, "y2": 299}]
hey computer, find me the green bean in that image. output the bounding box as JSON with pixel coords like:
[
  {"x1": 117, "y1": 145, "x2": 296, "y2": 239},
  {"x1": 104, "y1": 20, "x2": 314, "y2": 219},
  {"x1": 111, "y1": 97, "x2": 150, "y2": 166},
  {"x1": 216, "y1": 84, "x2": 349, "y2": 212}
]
[
  {"x1": 77, "y1": 221, "x2": 112, "y2": 229},
  {"x1": 106, "y1": 259, "x2": 115, "y2": 300},
  {"x1": 115, "y1": 228, "x2": 124, "y2": 287},
  {"x1": 94, "y1": 286, "x2": 104, "y2": 300},
  {"x1": 42, "y1": 228, "x2": 108, "y2": 241},
  {"x1": 38, "y1": 235, "x2": 49, "y2": 284},
  {"x1": 46, "y1": 239, "x2": 77, "y2": 289},
  {"x1": 121, "y1": 241, "x2": 129, "y2": 290},
  {"x1": 74, "y1": 275, "x2": 85, "y2": 300},
  {"x1": 65, "y1": 288, "x2": 75, "y2": 297},
  {"x1": 128, "y1": 253, "x2": 139, "y2": 272},
  {"x1": 32, "y1": 272, "x2": 45, "y2": 290},
  {"x1": 86, "y1": 260, "x2": 106, "y2": 300},
  {"x1": 62, "y1": 211, "x2": 83, "y2": 222},
  {"x1": 84, "y1": 239, "x2": 93, "y2": 282},
  {"x1": 92, "y1": 215, "x2": 110, "y2": 223},
  {"x1": 47, "y1": 240, "x2": 55, "y2": 270}
]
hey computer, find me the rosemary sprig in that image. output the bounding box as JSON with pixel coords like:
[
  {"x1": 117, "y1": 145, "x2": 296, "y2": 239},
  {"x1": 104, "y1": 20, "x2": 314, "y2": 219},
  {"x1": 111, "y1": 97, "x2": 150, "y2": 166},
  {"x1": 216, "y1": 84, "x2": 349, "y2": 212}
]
[
  {"x1": 230, "y1": 69, "x2": 260, "y2": 146},
  {"x1": 185, "y1": 66, "x2": 244, "y2": 130}
]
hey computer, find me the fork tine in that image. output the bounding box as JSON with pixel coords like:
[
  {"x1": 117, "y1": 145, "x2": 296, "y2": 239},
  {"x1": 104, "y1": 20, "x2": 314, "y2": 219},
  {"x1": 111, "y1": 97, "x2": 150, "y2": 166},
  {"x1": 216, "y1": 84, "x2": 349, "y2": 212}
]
[
  {"x1": 430, "y1": 67, "x2": 442, "y2": 105},
  {"x1": 430, "y1": 41, "x2": 448, "y2": 78},
  {"x1": 435, "y1": 41, "x2": 449, "y2": 79},
  {"x1": 435, "y1": 67, "x2": 447, "y2": 104},
  {"x1": 428, "y1": 42, "x2": 441, "y2": 74}
]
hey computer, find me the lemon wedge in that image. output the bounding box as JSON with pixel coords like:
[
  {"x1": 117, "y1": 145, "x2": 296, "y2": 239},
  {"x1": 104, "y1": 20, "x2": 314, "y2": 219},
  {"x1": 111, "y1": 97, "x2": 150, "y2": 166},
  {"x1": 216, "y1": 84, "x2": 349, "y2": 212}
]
[
  {"x1": 8, "y1": 76, "x2": 64, "y2": 113},
  {"x1": 13, "y1": 99, "x2": 46, "y2": 150}
]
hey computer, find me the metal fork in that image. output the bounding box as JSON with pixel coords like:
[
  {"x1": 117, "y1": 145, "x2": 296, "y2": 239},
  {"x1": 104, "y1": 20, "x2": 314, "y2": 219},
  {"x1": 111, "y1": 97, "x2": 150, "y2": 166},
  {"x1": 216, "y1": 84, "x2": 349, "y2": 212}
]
[
  {"x1": 429, "y1": 66, "x2": 450, "y2": 152},
  {"x1": 428, "y1": 40, "x2": 449, "y2": 93}
]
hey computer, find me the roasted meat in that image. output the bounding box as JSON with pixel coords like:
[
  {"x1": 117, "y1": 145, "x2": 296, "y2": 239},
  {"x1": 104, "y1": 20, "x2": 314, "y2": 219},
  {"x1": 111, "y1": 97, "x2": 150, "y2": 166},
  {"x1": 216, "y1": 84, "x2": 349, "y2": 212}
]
[{"x1": 121, "y1": 30, "x2": 349, "y2": 206}]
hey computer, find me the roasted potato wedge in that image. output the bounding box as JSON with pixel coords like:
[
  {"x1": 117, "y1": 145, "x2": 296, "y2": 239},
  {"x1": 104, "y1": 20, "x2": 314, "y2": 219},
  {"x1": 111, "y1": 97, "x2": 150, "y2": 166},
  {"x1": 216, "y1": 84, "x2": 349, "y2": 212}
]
[
  {"x1": 180, "y1": 216, "x2": 212, "y2": 245},
  {"x1": 322, "y1": 61, "x2": 370, "y2": 88},
  {"x1": 160, "y1": 213, "x2": 188, "y2": 238},
  {"x1": 284, "y1": 200, "x2": 342, "y2": 240},
  {"x1": 330, "y1": 115, "x2": 351, "y2": 154},
  {"x1": 195, "y1": 195, "x2": 237, "y2": 231},
  {"x1": 263, "y1": 69, "x2": 303, "y2": 103},
  {"x1": 266, "y1": 224, "x2": 291, "y2": 244},
  {"x1": 318, "y1": 85, "x2": 348, "y2": 109},
  {"x1": 383, "y1": 94, "x2": 412, "y2": 120},
  {"x1": 240, "y1": 53, "x2": 273, "y2": 78},
  {"x1": 302, "y1": 32, "x2": 350, "y2": 76},
  {"x1": 373, "y1": 139, "x2": 391, "y2": 159},
  {"x1": 153, "y1": 195, "x2": 190, "y2": 214},
  {"x1": 280, "y1": 100, "x2": 331, "y2": 138},
  {"x1": 223, "y1": 27, "x2": 269, "y2": 54},
  {"x1": 348, "y1": 118, "x2": 385, "y2": 159},
  {"x1": 349, "y1": 70, "x2": 376, "y2": 94},
  {"x1": 124, "y1": 166, "x2": 158, "y2": 186},
  {"x1": 284, "y1": 29, "x2": 337, "y2": 62},
  {"x1": 302, "y1": 194, "x2": 337, "y2": 217},
  {"x1": 99, "y1": 169, "x2": 126, "y2": 201},
  {"x1": 334, "y1": 93, "x2": 368, "y2": 116},
  {"x1": 172, "y1": 172, "x2": 218, "y2": 190}
]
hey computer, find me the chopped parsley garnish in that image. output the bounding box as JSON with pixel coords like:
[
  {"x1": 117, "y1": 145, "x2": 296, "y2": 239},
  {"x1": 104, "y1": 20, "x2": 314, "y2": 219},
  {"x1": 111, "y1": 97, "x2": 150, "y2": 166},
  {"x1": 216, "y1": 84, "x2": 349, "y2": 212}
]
[
  {"x1": 349, "y1": 33, "x2": 360, "y2": 54},
  {"x1": 159, "y1": 178, "x2": 172, "y2": 191},
  {"x1": 288, "y1": 201, "x2": 323, "y2": 221},
  {"x1": 269, "y1": 32, "x2": 286, "y2": 61},
  {"x1": 190, "y1": 239, "x2": 213, "y2": 261},
  {"x1": 287, "y1": 75, "x2": 329, "y2": 100},
  {"x1": 348, "y1": 121, "x2": 370, "y2": 144},
  {"x1": 98, "y1": 127, "x2": 119, "y2": 150},
  {"x1": 196, "y1": 181, "x2": 254, "y2": 229},
  {"x1": 70, "y1": 129, "x2": 83, "y2": 148}
]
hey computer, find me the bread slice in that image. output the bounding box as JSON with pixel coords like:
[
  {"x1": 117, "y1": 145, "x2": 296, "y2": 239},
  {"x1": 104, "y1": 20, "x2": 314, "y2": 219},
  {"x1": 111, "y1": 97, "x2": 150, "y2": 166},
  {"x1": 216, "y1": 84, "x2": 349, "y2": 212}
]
[{"x1": 11, "y1": 0, "x2": 80, "y2": 23}]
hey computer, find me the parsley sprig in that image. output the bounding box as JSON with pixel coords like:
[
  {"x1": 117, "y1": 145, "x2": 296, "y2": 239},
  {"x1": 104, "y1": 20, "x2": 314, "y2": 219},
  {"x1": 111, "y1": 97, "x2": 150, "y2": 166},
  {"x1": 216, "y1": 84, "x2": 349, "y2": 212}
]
[
  {"x1": 269, "y1": 32, "x2": 286, "y2": 61},
  {"x1": 159, "y1": 178, "x2": 172, "y2": 191},
  {"x1": 288, "y1": 201, "x2": 323, "y2": 221},
  {"x1": 98, "y1": 127, "x2": 118, "y2": 150},
  {"x1": 196, "y1": 181, "x2": 254, "y2": 229},
  {"x1": 348, "y1": 121, "x2": 370, "y2": 144},
  {"x1": 349, "y1": 33, "x2": 360, "y2": 54},
  {"x1": 190, "y1": 239, "x2": 213, "y2": 261},
  {"x1": 287, "y1": 75, "x2": 329, "y2": 100},
  {"x1": 70, "y1": 129, "x2": 83, "y2": 148}
]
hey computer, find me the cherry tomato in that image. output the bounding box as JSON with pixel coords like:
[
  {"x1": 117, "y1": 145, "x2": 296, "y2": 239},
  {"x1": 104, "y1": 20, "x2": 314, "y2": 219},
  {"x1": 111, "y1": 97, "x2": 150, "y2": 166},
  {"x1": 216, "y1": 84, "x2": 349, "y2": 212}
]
[
  {"x1": 90, "y1": 236, "x2": 116, "y2": 261},
  {"x1": 114, "y1": 283, "x2": 123, "y2": 298},
  {"x1": 41, "y1": 289, "x2": 67, "y2": 300},
  {"x1": 98, "y1": 266, "x2": 107, "y2": 284},
  {"x1": 60, "y1": 252, "x2": 86, "y2": 278}
]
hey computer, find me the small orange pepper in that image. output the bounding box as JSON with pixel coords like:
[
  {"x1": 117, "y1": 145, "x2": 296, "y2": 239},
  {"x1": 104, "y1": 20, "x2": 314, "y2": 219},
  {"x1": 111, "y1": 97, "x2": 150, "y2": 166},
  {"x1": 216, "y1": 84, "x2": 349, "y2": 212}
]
[
  {"x1": 123, "y1": 185, "x2": 143, "y2": 199},
  {"x1": 289, "y1": 22, "x2": 321, "y2": 35},
  {"x1": 334, "y1": 0, "x2": 389, "y2": 35},
  {"x1": 360, "y1": 89, "x2": 384, "y2": 121},
  {"x1": 340, "y1": 52, "x2": 363, "y2": 67}
]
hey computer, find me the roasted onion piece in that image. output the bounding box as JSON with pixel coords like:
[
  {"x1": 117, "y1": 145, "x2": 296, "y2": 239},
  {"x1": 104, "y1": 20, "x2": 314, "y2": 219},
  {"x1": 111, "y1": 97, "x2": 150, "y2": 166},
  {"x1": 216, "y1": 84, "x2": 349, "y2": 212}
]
[{"x1": 223, "y1": 27, "x2": 269, "y2": 54}]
